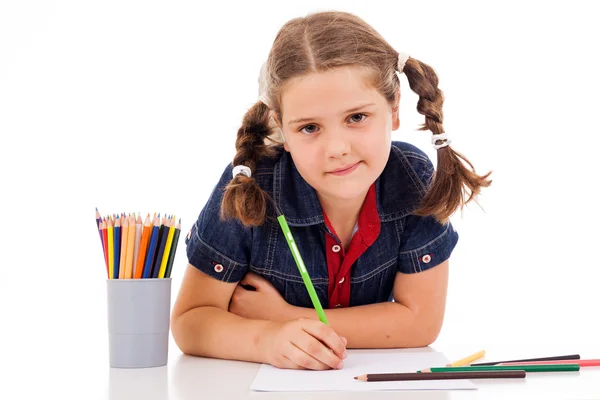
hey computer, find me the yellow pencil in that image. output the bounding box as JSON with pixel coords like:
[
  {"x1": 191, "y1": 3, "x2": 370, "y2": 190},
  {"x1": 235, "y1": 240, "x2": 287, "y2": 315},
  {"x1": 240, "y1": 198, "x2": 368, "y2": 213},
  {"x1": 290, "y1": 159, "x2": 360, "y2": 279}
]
[
  {"x1": 124, "y1": 214, "x2": 136, "y2": 278},
  {"x1": 119, "y1": 215, "x2": 129, "y2": 279},
  {"x1": 446, "y1": 350, "x2": 486, "y2": 367},
  {"x1": 158, "y1": 216, "x2": 176, "y2": 278},
  {"x1": 107, "y1": 217, "x2": 114, "y2": 279}
]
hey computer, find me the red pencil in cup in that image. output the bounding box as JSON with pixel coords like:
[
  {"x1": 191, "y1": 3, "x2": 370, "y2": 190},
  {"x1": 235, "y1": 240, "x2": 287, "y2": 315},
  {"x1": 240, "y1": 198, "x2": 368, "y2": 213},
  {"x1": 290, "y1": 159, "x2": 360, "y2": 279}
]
[
  {"x1": 132, "y1": 213, "x2": 143, "y2": 278},
  {"x1": 100, "y1": 219, "x2": 108, "y2": 276}
]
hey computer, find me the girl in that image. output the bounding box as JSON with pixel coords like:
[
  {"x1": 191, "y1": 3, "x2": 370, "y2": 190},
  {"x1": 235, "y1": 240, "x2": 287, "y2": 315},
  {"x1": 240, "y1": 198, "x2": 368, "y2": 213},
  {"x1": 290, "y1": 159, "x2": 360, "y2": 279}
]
[{"x1": 171, "y1": 10, "x2": 491, "y2": 371}]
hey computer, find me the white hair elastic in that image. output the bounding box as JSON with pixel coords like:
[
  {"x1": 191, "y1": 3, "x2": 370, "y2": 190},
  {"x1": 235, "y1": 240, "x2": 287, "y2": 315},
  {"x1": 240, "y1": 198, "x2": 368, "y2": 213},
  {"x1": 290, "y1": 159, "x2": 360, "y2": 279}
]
[
  {"x1": 232, "y1": 165, "x2": 252, "y2": 179},
  {"x1": 397, "y1": 52, "x2": 410, "y2": 73},
  {"x1": 432, "y1": 133, "x2": 451, "y2": 150}
]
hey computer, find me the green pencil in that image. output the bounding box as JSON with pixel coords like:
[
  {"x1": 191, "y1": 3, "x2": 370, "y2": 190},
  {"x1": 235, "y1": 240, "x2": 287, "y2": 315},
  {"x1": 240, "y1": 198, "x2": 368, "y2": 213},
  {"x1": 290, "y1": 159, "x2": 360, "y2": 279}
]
[
  {"x1": 277, "y1": 214, "x2": 329, "y2": 325},
  {"x1": 420, "y1": 364, "x2": 580, "y2": 373}
]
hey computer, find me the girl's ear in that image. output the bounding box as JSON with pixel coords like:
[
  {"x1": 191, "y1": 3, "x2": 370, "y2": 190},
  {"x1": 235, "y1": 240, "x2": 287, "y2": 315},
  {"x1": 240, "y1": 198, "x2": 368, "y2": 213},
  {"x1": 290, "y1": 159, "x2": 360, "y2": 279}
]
[{"x1": 272, "y1": 113, "x2": 290, "y2": 152}]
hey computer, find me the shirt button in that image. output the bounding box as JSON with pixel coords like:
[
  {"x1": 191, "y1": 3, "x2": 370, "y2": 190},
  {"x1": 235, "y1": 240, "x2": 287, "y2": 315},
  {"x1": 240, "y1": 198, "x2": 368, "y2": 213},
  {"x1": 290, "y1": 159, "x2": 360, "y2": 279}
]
[
  {"x1": 332, "y1": 244, "x2": 341, "y2": 253},
  {"x1": 338, "y1": 277, "x2": 345, "y2": 284},
  {"x1": 214, "y1": 264, "x2": 224, "y2": 273},
  {"x1": 422, "y1": 254, "x2": 431, "y2": 264}
]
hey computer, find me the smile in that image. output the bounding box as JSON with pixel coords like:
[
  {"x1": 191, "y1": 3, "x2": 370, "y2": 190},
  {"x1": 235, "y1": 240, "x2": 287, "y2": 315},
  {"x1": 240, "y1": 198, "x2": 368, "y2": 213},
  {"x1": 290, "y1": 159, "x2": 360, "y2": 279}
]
[{"x1": 328, "y1": 162, "x2": 361, "y2": 176}]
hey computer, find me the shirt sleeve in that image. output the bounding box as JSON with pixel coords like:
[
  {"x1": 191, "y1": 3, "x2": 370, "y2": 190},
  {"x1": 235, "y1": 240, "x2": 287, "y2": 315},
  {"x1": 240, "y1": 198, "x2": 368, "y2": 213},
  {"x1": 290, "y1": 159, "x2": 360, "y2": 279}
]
[
  {"x1": 396, "y1": 147, "x2": 459, "y2": 274},
  {"x1": 185, "y1": 163, "x2": 252, "y2": 283}
]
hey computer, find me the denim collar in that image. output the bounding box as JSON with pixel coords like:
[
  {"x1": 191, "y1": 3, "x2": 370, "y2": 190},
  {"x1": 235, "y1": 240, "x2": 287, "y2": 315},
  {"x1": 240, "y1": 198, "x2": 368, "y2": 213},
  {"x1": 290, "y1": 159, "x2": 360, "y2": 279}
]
[{"x1": 272, "y1": 144, "x2": 426, "y2": 227}]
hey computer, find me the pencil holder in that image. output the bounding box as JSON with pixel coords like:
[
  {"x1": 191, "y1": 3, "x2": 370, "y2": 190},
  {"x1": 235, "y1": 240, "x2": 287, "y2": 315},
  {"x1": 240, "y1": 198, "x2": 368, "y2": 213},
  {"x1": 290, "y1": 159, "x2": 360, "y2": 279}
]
[{"x1": 107, "y1": 278, "x2": 172, "y2": 368}]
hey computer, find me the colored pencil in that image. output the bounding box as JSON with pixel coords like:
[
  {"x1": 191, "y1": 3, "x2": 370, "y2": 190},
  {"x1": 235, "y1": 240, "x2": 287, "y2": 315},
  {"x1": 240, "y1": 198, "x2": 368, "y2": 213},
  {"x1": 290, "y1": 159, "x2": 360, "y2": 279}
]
[
  {"x1": 277, "y1": 214, "x2": 328, "y2": 325},
  {"x1": 355, "y1": 370, "x2": 526, "y2": 381},
  {"x1": 113, "y1": 216, "x2": 121, "y2": 279},
  {"x1": 142, "y1": 215, "x2": 160, "y2": 279},
  {"x1": 471, "y1": 354, "x2": 580, "y2": 366},
  {"x1": 148, "y1": 214, "x2": 163, "y2": 276},
  {"x1": 118, "y1": 216, "x2": 129, "y2": 279},
  {"x1": 123, "y1": 214, "x2": 136, "y2": 278},
  {"x1": 446, "y1": 350, "x2": 486, "y2": 367},
  {"x1": 107, "y1": 217, "x2": 114, "y2": 279},
  {"x1": 134, "y1": 214, "x2": 152, "y2": 279},
  {"x1": 419, "y1": 364, "x2": 580, "y2": 373},
  {"x1": 96, "y1": 207, "x2": 101, "y2": 228},
  {"x1": 99, "y1": 210, "x2": 180, "y2": 279},
  {"x1": 499, "y1": 359, "x2": 600, "y2": 367},
  {"x1": 158, "y1": 216, "x2": 176, "y2": 278},
  {"x1": 132, "y1": 214, "x2": 143, "y2": 278},
  {"x1": 96, "y1": 208, "x2": 104, "y2": 257},
  {"x1": 152, "y1": 217, "x2": 171, "y2": 278},
  {"x1": 164, "y1": 219, "x2": 181, "y2": 278}
]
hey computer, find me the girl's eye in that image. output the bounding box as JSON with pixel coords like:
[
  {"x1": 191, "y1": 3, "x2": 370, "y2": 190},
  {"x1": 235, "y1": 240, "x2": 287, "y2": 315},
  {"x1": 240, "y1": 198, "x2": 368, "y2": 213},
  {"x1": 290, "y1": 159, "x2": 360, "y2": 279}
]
[
  {"x1": 300, "y1": 125, "x2": 318, "y2": 135},
  {"x1": 298, "y1": 114, "x2": 367, "y2": 135},
  {"x1": 349, "y1": 113, "x2": 367, "y2": 123}
]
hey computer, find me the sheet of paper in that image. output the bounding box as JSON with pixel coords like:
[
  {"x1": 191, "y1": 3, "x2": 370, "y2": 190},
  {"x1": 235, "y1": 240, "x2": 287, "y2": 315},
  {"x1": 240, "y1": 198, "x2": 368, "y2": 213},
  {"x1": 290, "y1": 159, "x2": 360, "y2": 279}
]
[{"x1": 250, "y1": 349, "x2": 477, "y2": 392}]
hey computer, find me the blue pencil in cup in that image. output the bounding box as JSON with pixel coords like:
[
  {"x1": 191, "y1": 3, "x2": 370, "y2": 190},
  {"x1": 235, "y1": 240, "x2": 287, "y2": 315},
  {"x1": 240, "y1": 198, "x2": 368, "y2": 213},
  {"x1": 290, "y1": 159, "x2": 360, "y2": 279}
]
[
  {"x1": 143, "y1": 215, "x2": 160, "y2": 279},
  {"x1": 113, "y1": 216, "x2": 121, "y2": 279},
  {"x1": 277, "y1": 215, "x2": 329, "y2": 325}
]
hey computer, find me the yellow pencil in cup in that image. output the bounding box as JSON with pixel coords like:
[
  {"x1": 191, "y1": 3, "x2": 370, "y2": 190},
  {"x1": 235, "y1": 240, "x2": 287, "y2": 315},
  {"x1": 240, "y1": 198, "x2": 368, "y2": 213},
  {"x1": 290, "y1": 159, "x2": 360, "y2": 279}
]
[
  {"x1": 124, "y1": 214, "x2": 136, "y2": 279},
  {"x1": 107, "y1": 217, "x2": 114, "y2": 279},
  {"x1": 119, "y1": 215, "x2": 129, "y2": 279},
  {"x1": 447, "y1": 350, "x2": 486, "y2": 367},
  {"x1": 158, "y1": 216, "x2": 176, "y2": 278}
]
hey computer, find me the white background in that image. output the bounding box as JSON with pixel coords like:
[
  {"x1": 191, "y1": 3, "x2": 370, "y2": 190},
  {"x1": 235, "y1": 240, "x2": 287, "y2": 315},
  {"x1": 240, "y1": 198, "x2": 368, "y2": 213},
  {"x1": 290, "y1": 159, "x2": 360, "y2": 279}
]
[{"x1": 1, "y1": 1, "x2": 599, "y2": 399}]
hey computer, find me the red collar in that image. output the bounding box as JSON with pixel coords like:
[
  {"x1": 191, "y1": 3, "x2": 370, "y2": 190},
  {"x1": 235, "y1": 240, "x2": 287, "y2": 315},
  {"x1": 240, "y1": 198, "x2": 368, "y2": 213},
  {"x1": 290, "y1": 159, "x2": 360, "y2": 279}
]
[{"x1": 322, "y1": 183, "x2": 381, "y2": 246}]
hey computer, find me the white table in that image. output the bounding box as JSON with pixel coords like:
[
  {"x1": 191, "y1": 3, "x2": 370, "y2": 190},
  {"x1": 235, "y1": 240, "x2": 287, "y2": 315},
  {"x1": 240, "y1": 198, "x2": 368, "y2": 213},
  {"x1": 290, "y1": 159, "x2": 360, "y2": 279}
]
[{"x1": 104, "y1": 339, "x2": 600, "y2": 400}]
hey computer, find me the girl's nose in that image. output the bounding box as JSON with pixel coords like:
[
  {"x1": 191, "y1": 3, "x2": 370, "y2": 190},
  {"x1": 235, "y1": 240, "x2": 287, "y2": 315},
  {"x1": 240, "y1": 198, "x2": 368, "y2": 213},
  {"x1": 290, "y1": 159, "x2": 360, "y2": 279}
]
[{"x1": 324, "y1": 128, "x2": 350, "y2": 159}]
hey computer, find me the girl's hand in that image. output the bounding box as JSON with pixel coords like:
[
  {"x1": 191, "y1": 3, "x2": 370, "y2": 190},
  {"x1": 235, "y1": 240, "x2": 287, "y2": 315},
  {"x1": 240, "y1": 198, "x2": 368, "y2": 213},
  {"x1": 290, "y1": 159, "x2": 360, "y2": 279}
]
[
  {"x1": 230, "y1": 272, "x2": 291, "y2": 321},
  {"x1": 261, "y1": 318, "x2": 348, "y2": 370}
]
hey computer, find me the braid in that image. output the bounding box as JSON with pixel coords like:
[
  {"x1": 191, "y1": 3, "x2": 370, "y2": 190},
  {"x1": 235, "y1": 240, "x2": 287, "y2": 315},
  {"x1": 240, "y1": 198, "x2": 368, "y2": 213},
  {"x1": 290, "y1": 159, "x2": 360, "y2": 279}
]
[
  {"x1": 402, "y1": 57, "x2": 492, "y2": 223},
  {"x1": 221, "y1": 101, "x2": 279, "y2": 227}
]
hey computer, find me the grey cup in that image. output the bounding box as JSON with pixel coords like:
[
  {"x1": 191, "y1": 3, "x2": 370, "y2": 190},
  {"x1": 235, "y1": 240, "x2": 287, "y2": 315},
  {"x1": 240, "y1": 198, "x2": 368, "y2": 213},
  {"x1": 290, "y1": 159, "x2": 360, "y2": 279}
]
[{"x1": 107, "y1": 278, "x2": 172, "y2": 368}]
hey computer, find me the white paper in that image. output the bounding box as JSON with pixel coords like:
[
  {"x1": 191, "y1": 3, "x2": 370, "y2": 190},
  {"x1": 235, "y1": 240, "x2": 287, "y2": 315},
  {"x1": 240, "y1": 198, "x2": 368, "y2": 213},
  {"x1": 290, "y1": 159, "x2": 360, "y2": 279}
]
[{"x1": 250, "y1": 350, "x2": 477, "y2": 392}]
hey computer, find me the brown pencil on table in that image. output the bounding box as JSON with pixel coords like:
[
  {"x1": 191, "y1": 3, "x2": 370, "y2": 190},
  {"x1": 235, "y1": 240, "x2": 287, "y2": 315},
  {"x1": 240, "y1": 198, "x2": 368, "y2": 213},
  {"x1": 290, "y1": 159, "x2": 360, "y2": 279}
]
[{"x1": 354, "y1": 370, "x2": 526, "y2": 382}]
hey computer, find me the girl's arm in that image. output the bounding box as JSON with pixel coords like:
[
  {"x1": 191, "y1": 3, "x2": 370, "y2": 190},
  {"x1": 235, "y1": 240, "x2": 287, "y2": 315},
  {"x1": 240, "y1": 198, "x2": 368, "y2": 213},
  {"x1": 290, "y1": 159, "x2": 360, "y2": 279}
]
[
  {"x1": 276, "y1": 260, "x2": 449, "y2": 348},
  {"x1": 171, "y1": 264, "x2": 347, "y2": 369}
]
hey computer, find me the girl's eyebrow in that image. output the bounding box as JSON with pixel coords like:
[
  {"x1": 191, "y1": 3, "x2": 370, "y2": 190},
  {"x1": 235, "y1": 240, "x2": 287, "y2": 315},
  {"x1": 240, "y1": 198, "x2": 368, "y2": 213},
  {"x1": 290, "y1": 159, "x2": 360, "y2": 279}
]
[{"x1": 287, "y1": 102, "x2": 376, "y2": 125}]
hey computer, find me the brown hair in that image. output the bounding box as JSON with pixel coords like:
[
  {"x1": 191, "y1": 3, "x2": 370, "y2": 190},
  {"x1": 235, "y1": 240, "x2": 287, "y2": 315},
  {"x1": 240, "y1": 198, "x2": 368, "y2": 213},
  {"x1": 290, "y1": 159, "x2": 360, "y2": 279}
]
[{"x1": 221, "y1": 11, "x2": 491, "y2": 227}]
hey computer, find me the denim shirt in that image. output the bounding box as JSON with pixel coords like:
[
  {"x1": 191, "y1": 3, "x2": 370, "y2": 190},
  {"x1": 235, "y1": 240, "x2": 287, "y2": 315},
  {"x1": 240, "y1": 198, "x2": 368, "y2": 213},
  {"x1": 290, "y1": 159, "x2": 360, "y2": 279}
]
[{"x1": 185, "y1": 141, "x2": 459, "y2": 308}]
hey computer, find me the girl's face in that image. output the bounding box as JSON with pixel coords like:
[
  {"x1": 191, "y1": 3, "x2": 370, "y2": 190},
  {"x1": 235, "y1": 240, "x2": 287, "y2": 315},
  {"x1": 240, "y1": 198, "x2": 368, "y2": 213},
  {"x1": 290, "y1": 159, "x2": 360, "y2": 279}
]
[{"x1": 279, "y1": 66, "x2": 399, "y2": 203}]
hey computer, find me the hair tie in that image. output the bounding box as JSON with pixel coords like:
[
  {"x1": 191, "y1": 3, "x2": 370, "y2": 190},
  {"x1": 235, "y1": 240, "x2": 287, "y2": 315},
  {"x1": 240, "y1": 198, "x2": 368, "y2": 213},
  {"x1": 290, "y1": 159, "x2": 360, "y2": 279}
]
[
  {"x1": 232, "y1": 165, "x2": 252, "y2": 179},
  {"x1": 397, "y1": 52, "x2": 410, "y2": 73},
  {"x1": 431, "y1": 133, "x2": 451, "y2": 150}
]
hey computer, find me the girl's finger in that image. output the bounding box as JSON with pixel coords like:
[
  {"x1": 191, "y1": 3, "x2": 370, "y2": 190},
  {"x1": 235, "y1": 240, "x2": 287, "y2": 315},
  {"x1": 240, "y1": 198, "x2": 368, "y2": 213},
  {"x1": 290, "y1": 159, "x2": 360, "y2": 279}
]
[
  {"x1": 300, "y1": 319, "x2": 347, "y2": 360},
  {"x1": 284, "y1": 341, "x2": 332, "y2": 370},
  {"x1": 292, "y1": 329, "x2": 344, "y2": 370}
]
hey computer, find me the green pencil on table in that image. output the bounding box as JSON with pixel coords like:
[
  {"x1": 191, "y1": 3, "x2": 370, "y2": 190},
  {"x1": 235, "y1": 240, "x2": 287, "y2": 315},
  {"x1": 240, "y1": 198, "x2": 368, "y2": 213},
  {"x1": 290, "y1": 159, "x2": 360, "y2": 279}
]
[{"x1": 277, "y1": 214, "x2": 329, "y2": 325}]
